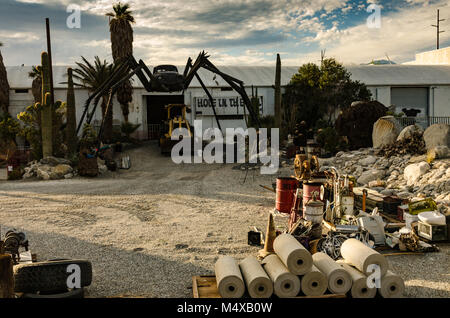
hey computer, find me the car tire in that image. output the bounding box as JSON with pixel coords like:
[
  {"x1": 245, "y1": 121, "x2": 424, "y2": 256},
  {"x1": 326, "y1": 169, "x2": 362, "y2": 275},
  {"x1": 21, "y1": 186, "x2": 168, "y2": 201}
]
[{"x1": 14, "y1": 259, "x2": 92, "y2": 293}]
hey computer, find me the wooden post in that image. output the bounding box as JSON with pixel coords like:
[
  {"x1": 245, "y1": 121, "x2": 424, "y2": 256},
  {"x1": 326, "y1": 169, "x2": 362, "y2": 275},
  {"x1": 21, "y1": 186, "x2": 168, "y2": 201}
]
[{"x1": 0, "y1": 254, "x2": 14, "y2": 298}]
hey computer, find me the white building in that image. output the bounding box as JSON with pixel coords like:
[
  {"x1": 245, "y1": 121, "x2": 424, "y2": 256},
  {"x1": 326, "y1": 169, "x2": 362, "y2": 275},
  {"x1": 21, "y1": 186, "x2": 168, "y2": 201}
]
[{"x1": 6, "y1": 64, "x2": 450, "y2": 140}]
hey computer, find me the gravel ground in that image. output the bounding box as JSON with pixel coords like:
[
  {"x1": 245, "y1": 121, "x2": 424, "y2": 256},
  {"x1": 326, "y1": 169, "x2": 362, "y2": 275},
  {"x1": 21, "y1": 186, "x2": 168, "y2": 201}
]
[{"x1": 0, "y1": 142, "x2": 449, "y2": 298}]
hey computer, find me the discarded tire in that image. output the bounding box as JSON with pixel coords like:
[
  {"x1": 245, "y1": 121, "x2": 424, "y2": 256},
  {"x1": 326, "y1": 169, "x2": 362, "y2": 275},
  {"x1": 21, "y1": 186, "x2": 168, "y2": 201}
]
[
  {"x1": 14, "y1": 259, "x2": 92, "y2": 293},
  {"x1": 22, "y1": 288, "x2": 85, "y2": 299}
]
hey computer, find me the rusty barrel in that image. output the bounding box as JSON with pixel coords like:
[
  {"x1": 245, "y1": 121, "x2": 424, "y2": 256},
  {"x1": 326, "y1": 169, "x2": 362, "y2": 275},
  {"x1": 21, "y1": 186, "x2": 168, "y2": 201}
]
[
  {"x1": 302, "y1": 182, "x2": 325, "y2": 214},
  {"x1": 275, "y1": 177, "x2": 299, "y2": 213}
]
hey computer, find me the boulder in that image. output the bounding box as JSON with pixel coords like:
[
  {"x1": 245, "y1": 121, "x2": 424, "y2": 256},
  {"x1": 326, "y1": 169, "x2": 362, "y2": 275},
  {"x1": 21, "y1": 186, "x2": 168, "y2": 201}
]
[
  {"x1": 404, "y1": 162, "x2": 430, "y2": 186},
  {"x1": 357, "y1": 169, "x2": 386, "y2": 185},
  {"x1": 397, "y1": 124, "x2": 424, "y2": 142},
  {"x1": 423, "y1": 124, "x2": 450, "y2": 150},
  {"x1": 53, "y1": 164, "x2": 73, "y2": 177},
  {"x1": 427, "y1": 146, "x2": 450, "y2": 162},
  {"x1": 372, "y1": 116, "x2": 402, "y2": 148},
  {"x1": 40, "y1": 156, "x2": 71, "y2": 166},
  {"x1": 359, "y1": 155, "x2": 377, "y2": 166},
  {"x1": 36, "y1": 166, "x2": 51, "y2": 180}
]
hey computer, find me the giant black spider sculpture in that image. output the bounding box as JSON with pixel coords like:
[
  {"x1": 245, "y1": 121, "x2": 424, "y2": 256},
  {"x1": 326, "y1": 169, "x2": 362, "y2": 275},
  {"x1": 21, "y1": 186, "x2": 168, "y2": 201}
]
[{"x1": 76, "y1": 51, "x2": 261, "y2": 142}]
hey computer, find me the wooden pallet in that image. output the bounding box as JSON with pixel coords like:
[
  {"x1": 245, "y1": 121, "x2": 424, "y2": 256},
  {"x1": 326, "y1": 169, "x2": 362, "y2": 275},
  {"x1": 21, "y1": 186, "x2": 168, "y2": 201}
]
[{"x1": 192, "y1": 276, "x2": 346, "y2": 298}]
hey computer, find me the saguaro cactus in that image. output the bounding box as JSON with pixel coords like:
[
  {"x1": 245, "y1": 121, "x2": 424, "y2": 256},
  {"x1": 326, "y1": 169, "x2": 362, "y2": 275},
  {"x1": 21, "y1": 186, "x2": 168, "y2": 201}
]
[
  {"x1": 39, "y1": 52, "x2": 53, "y2": 158},
  {"x1": 66, "y1": 68, "x2": 77, "y2": 154},
  {"x1": 275, "y1": 53, "x2": 282, "y2": 128}
]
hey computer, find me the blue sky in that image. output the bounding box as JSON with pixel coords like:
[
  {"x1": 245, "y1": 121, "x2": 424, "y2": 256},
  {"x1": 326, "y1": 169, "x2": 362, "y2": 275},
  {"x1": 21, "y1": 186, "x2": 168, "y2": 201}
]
[{"x1": 0, "y1": 0, "x2": 449, "y2": 66}]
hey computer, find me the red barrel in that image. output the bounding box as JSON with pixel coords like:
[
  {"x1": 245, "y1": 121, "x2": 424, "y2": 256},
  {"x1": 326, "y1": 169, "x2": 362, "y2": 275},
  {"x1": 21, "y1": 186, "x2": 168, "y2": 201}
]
[
  {"x1": 302, "y1": 182, "x2": 325, "y2": 213},
  {"x1": 276, "y1": 177, "x2": 299, "y2": 213}
]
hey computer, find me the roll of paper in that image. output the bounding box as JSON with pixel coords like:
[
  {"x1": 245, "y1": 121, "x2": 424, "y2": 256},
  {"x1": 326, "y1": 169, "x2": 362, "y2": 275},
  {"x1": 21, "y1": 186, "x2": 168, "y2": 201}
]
[
  {"x1": 312, "y1": 252, "x2": 352, "y2": 295},
  {"x1": 262, "y1": 254, "x2": 300, "y2": 298},
  {"x1": 337, "y1": 260, "x2": 376, "y2": 298},
  {"x1": 300, "y1": 265, "x2": 327, "y2": 296},
  {"x1": 215, "y1": 256, "x2": 245, "y2": 298},
  {"x1": 239, "y1": 256, "x2": 273, "y2": 298},
  {"x1": 340, "y1": 238, "x2": 389, "y2": 277},
  {"x1": 379, "y1": 270, "x2": 405, "y2": 298},
  {"x1": 273, "y1": 233, "x2": 313, "y2": 275}
]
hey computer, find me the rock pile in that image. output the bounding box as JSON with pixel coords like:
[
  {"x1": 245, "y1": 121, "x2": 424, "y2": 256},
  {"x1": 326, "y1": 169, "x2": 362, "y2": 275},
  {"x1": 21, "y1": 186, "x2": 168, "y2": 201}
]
[
  {"x1": 320, "y1": 148, "x2": 450, "y2": 205},
  {"x1": 23, "y1": 156, "x2": 76, "y2": 180}
]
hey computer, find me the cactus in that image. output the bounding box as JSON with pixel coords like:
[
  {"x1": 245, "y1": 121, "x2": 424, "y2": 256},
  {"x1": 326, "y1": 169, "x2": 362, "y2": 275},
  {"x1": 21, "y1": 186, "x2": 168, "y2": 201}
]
[
  {"x1": 38, "y1": 52, "x2": 52, "y2": 158},
  {"x1": 66, "y1": 68, "x2": 77, "y2": 154},
  {"x1": 38, "y1": 52, "x2": 65, "y2": 158},
  {"x1": 275, "y1": 53, "x2": 282, "y2": 128}
]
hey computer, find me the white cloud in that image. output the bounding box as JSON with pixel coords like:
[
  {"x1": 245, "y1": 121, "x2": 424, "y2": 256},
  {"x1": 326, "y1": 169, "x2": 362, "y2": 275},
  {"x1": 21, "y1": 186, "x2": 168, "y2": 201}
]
[{"x1": 296, "y1": 0, "x2": 450, "y2": 65}]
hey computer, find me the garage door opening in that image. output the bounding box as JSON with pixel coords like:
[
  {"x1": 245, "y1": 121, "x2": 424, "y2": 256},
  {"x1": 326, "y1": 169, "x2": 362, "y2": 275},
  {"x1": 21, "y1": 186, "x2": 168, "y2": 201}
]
[{"x1": 146, "y1": 94, "x2": 184, "y2": 140}]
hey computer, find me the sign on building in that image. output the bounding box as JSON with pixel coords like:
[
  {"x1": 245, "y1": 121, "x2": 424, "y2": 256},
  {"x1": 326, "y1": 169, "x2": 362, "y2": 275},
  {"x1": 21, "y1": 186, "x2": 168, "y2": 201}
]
[{"x1": 193, "y1": 96, "x2": 263, "y2": 116}]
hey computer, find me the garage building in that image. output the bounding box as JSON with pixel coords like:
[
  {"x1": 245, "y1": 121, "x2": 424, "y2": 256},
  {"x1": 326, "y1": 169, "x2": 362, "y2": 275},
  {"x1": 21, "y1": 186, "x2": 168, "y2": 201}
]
[{"x1": 6, "y1": 64, "x2": 450, "y2": 140}]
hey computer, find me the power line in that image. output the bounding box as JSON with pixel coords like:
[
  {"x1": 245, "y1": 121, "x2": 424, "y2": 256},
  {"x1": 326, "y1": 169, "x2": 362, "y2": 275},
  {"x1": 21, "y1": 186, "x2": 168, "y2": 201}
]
[{"x1": 431, "y1": 9, "x2": 445, "y2": 50}]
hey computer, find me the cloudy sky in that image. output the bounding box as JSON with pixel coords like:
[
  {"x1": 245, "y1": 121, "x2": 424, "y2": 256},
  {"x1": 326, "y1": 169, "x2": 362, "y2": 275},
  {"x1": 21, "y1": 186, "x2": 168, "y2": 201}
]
[{"x1": 0, "y1": 0, "x2": 449, "y2": 66}]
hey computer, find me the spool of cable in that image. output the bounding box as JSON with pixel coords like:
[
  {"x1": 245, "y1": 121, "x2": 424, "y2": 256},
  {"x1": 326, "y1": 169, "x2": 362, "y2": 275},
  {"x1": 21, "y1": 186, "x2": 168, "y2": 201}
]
[
  {"x1": 340, "y1": 238, "x2": 388, "y2": 277},
  {"x1": 273, "y1": 233, "x2": 313, "y2": 275},
  {"x1": 337, "y1": 260, "x2": 376, "y2": 298},
  {"x1": 239, "y1": 256, "x2": 273, "y2": 298},
  {"x1": 312, "y1": 252, "x2": 352, "y2": 294},
  {"x1": 379, "y1": 270, "x2": 405, "y2": 298},
  {"x1": 300, "y1": 265, "x2": 327, "y2": 296},
  {"x1": 262, "y1": 254, "x2": 300, "y2": 298},
  {"x1": 215, "y1": 256, "x2": 245, "y2": 298}
]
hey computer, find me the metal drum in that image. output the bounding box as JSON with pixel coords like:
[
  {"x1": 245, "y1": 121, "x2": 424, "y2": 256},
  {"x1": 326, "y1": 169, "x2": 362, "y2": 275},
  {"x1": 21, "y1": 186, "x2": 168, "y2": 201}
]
[{"x1": 276, "y1": 177, "x2": 300, "y2": 213}]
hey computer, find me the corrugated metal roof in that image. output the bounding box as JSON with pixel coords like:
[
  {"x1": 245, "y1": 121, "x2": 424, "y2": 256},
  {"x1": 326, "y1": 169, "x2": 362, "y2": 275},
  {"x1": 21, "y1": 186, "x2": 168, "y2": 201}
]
[{"x1": 6, "y1": 64, "x2": 450, "y2": 89}]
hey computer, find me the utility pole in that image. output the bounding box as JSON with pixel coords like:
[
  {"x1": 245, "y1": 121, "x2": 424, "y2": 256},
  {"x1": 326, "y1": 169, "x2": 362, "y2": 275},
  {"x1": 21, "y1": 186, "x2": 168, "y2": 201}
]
[{"x1": 431, "y1": 9, "x2": 445, "y2": 50}]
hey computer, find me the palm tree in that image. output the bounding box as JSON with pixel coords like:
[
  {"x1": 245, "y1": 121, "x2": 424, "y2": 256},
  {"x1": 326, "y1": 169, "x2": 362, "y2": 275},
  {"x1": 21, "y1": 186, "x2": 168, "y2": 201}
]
[
  {"x1": 72, "y1": 56, "x2": 117, "y2": 142},
  {"x1": 0, "y1": 42, "x2": 10, "y2": 115},
  {"x1": 106, "y1": 2, "x2": 135, "y2": 123},
  {"x1": 28, "y1": 66, "x2": 42, "y2": 103}
]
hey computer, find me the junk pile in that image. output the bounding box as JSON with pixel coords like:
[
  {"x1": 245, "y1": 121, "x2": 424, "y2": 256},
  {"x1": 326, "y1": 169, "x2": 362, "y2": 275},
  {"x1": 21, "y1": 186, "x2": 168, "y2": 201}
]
[
  {"x1": 0, "y1": 227, "x2": 92, "y2": 298},
  {"x1": 222, "y1": 124, "x2": 449, "y2": 299}
]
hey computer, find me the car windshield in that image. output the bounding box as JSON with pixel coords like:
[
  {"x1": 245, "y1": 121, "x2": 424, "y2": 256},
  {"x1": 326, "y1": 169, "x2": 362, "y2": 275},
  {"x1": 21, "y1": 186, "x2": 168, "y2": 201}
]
[{"x1": 154, "y1": 65, "x2": 178, "y2": 73}]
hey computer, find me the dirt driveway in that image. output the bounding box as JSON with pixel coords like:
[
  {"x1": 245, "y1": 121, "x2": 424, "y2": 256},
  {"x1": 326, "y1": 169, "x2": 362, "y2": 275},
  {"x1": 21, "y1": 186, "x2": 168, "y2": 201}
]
[{"x1": 0, "y1": 142, "x2": 449, "y2": 297}]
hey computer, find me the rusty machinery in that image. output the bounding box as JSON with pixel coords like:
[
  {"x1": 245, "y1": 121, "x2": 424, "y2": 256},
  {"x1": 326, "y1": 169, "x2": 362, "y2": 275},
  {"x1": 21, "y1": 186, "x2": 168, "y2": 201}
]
[
  {"x1": 0, "y1": 229, "x2": 29, "y2": 264},
  {"x1": 75, "y1": 51, "x2": 261, "y2": 151},
  {"x1": 293, "y1": 153, "x2": 320, "y2": 181}
]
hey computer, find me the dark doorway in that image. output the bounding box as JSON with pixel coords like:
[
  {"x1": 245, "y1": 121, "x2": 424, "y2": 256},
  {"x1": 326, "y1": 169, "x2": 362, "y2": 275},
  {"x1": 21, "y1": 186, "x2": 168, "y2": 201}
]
[{"x1": 146, "y1": 94, "x2": 184, "y2": 140}]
